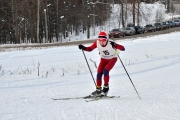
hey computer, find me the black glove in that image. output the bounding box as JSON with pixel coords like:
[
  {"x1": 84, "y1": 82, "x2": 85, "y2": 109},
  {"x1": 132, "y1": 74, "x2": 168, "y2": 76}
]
[
  {"x1": 78, "y1": 44, "x2": 86, "y2": 50},
  {"x1": 110, "y1": 41, "x2": 116, "y2": 48}
]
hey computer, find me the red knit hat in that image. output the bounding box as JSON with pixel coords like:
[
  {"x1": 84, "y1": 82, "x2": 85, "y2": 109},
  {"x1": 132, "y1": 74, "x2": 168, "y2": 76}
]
[
  {"x1": 98, "y1": 31, "x2": 107, "y2": 37},
  {"x1": 98, "y1": 31, "x2": 107, "y2": 42}
]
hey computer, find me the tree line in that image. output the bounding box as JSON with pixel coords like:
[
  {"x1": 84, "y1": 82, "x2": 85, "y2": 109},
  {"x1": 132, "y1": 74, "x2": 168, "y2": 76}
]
[
  {"x1": 0, "y1": 0, "x2": 112, "y2": 44},
  {"x1": 0, "y1": 0, "x2": 179, "y2": 44}
]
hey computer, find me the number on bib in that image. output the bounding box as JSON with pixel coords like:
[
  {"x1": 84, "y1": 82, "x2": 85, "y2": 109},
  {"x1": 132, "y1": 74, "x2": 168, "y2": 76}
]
[{"x1": 103, "y1": 50, "x2": 109, "y2": 55}]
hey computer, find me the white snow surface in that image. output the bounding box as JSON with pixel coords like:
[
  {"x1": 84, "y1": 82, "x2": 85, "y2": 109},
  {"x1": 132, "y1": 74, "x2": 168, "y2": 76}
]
[{"x1": 1, "y1": 32, "x2": 180, "y2": 120}]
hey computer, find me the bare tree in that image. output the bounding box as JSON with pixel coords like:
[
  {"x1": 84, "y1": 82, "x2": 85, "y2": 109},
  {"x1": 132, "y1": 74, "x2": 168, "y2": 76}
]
[
  {"x1": 36, "y1": 0, "x2": 40, "y2": 43},
  {"x1": 137, "y1": 0, "x2": 140, "y2": 26},
  {"x1": 132, "y1": 0, "x2": 135, "y2": 25},
  {"x1": 155, "y1": 8, "x2": 165, "y2": 22},
  {"x1": 121, "y1": 0, "x2": 125, "y2": 27}
]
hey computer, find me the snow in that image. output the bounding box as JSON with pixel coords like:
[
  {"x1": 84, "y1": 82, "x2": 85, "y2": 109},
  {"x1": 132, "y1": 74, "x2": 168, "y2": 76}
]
[
  {"x1": 1, "y1": 2, "x2": 180, "y2": 120},
  {"x1": 0, "y1": 31, "x2": 180, "y2": 120}
]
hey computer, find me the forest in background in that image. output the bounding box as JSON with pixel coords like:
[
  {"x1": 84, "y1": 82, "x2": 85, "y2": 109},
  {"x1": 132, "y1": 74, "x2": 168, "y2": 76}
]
[{"x1": 0, "y1": 0, "x2": 179, "y2": 44}]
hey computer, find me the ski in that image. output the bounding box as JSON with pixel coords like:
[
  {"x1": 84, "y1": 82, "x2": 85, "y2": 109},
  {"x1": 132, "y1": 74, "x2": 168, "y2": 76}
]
[
  {"x1": 52, "y1": 95, "x2": 93, "y2": 100},
  {"x1": 52, "y1": 97, "x2": 84, "y2": 100},
  {"x1": 85, "y1": 96, "x2": 120, "y2": 102},
  {"x1": 52, "y1": 95, "x2": 120, "y2": 101}
]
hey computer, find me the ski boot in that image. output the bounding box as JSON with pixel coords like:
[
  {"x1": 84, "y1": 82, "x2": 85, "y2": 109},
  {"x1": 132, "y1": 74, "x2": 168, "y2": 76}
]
[
  {"x1": 99, "y1": 84, "x2": 109, "y2": 97},
  {"x1": 90, "y1": 87, "x2": 102, "y2": 98}
]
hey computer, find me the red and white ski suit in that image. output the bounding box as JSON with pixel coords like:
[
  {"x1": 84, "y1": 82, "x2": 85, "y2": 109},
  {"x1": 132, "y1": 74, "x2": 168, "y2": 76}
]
[{"x1": 84, "y1": 40, "x2": 125, "y2": 87}]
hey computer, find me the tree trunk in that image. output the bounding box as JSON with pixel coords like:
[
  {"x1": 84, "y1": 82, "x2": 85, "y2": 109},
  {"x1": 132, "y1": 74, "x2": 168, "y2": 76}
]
[
  {"x1": 133, "y1": 0, "x2": 135, "y2": 25},
  {"x1": 137, "y1": 0, "x2": 140, "y2": 26},
  {"x1": 56, "y1": 0, "x2": 59, "y2": 42},
  {"x1": 36, "y1": 0, "x2": 40, "y2": 43},
  {"x1": 121, "y1": 2, "x2": 125, "y2": 27},
  {"x1": 11, "y1": 0, "x2": 15, "y2": 43}
]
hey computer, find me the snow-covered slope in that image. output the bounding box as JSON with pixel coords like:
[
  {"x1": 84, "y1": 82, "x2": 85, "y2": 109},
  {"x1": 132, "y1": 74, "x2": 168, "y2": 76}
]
[{"x1": 0, "y1": 32, "x2": 180, "y2": 120}]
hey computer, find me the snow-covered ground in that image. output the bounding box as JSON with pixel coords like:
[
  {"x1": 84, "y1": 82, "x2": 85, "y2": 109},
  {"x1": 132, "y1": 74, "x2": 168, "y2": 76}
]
[{"x1": 0, "y1": 32, "x2": 180, "y2": 120}]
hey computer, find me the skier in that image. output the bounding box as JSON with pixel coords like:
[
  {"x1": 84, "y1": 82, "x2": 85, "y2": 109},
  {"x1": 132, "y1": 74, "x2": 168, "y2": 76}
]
[{"x1": 78, "y1": 31, "x2": 125, "y2": 97}]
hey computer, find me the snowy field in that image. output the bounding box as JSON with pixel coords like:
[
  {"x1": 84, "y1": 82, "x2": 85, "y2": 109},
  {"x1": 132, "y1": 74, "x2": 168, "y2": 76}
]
[{"x1": 0, "y1": 32, "x2": 180, "y2": 120}]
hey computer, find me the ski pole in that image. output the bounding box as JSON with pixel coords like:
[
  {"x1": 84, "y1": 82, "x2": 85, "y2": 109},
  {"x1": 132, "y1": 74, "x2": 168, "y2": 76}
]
[
  {"x1": 117, "y1": 54, "x2": 141, "y2": 99},
  {"x1": 81, "y1": 50, "x2": 96, "y2": 88}
]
